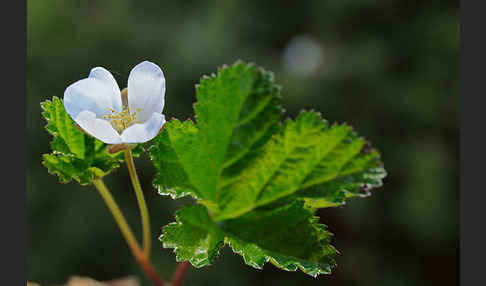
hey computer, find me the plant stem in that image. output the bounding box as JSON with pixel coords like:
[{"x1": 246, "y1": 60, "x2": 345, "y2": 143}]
[
  {"x1": 123, "y1": 150, "x2": 192, "y2": 286},
  {"x1": 124, "y1": 149, "x2": 152, "y2": 257},
  {"x1": 95, "y1": 150, "x2": 190, "y2": 286},
  {"x1": 93, "y1": 179, "x2": 165, "y2": 286},
  {"x1": 170, "y1": 262, "x2": 190, "y2": 286},
  {"x1": 93, "y1": 179, "x2": 142, "y2": 258}
]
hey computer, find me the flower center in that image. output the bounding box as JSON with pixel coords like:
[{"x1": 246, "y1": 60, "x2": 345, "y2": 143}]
[{"x1": 103, "y1": 106, "x2": 141, "y2": 133}]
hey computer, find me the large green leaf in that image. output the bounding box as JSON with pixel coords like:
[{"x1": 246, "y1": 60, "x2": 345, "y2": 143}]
[
  {"x1": 41, "y1": 97, "x2": 142, "y2": 185},
  {"x1": 215, "y1": 111, "x2": 385, "y2": 220},
  {"x1": 151, "y1": 61, "x2": 386, "y2": 276},
  {"x1": 150, "y1": 61, "x2": 282, "y2": 206}
]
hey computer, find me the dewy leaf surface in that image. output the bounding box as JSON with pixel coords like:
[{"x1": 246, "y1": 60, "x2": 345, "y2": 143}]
[
  {"x1": 152, "y1": 61, "x2": 387, "y2": 276},
  {"x1": 41, "y1": 97, "x2": 141, "y2": 185}
]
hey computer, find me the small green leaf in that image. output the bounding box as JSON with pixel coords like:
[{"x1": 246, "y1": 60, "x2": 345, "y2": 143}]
[
  {"x1": 152, "y1": 61, "x2": 386, "y2": 276},
  {"x1": 42, "y1": 97, "x2": 87, "y2": 159},
  {"x1": 41, "y1": 97, "x2": 142, "y2": 185},
  {"x1": 160, "y1": 205, "x2": 225, "y2": 267}
]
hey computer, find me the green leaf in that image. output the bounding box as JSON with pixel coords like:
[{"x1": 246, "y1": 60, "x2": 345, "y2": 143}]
[
  {"x1": 152, "y1": 61, "x2": 386, "y2": 276},
  {"x1": 150, "y1": 61, "x2": 282, "y2": 204},
  {"x1": 223, "y1": 201, "x2": 336, "y2": 277},
  {"x1": 160, "y1": 205, "x2": 225, "y2": 267},
  {"x1": 149, "y1": 119, "x2": 201, "y2": 199},
  {"x1": 216, "y1": 111, "x2": 386, "y2": 220},
  {"x1": 41, "y1": 97, "x2": 142, "y2": 185},
  {"x1": 161, "y1": 201, "x2": 336, "y2": 276}
]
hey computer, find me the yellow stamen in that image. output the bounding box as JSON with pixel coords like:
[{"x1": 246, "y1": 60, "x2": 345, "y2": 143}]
[{"x1": 103, "y1": 106, "x2": 141, "y2": 133}]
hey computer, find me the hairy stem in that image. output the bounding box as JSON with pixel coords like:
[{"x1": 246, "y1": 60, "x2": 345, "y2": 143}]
[
  {"x1": 125, "y1": 149, "x2": 152, "y2": 257},
  {"x1": 93, "y1": 179, "x2": 165, "y2": 286}
]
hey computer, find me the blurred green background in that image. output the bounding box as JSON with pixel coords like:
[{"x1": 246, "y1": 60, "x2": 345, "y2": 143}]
[{"x1": 27, "y1": 1, "x2": 459, "y2": 285}]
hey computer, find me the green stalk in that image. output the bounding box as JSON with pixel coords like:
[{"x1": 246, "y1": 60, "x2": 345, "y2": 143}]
[
  {"x1": 93, "y1": 179, "x2": 142, "y2": 257},
  {"x1": 93, "y1": 179, "x2": 165, "y2": 286},
  {"x1": 124, "y1": 149, "x2": 152, "y2": 257}
]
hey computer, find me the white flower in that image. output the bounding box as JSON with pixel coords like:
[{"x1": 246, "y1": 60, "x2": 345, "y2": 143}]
[{"x1": 64, "y1": 61, "x2": 166, "y2": 144}]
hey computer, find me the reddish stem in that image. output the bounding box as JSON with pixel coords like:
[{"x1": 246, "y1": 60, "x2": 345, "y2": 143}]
[
  {"x1": 170, "y1": 262, "x2": 191, "y2": 286},
  {"x1": 93, "y1": 179, "x2": 166, "y2": 286},
  {"x1": 136, "y1": 255, "x2": 166, "y2": 286}
]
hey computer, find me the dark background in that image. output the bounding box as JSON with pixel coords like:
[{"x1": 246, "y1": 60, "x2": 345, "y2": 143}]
[{"x1": 27, "y1": 1, "x2": 459, "y2": 285}]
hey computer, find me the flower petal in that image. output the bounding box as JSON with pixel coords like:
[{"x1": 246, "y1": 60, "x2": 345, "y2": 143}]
[
  {"x1": 120, "y1": 113, "x2": 166, "y2": 143},
  {"x1": 75, "y1": 110, "x2": 122, "y2": 144},
  {"x1": 89, "y1": 67, "x2": 122, "y2": 111},
  {"x1": 64, "y1": 68, "x2": 122, "y2": 120},
  {"x1": 127, "y1": 61, "x2": 165, "y2": 122}
]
